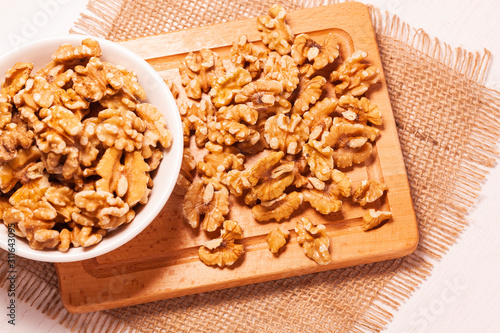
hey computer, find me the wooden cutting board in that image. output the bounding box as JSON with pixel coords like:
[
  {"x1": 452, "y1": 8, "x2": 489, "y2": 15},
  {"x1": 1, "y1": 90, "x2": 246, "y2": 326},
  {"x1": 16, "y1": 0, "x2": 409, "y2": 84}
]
[{"x1": 55, "y1": 2, "x2": 418, "y2": 314}]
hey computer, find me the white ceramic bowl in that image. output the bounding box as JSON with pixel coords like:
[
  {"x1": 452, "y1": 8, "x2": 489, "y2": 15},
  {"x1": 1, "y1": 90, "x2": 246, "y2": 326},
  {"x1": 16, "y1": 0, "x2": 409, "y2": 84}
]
[{"x1": 0, "y1": 36, "x2": 183, "y2": 262}]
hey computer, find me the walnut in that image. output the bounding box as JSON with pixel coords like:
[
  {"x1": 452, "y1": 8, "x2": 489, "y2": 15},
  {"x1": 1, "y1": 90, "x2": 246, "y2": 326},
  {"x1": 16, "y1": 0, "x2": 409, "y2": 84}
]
[
  {"x1": 322, "y1": 118, "x2": 379, "y2": 168},
  {"x1": 198, "y1": 220, "x2": 244, "y2": 267},
  {"x1": 291, "y1": 33, "x2": 339, "y2": 77},
  {"x1": 295, "y1": 217, "x2": 331, "y2": 265},
  {"x1": 264, "y1": 113, "x2": 309, "y2": 155},
  {"x1": 44, "y1": 184, "x2": 79, "y2": 222},
  {"x1": 338, "y1": 94, "x2": 382, "y2": 125},
  {"x1": 136, "y1": 103, "x2": 172, "y2": 154},
  {"x1": 96, "y1": 109, "x2": 145, "y2": 152},
  {"x1": 263, "y1": 52, "x2": 299, "y2": 95},
  {"x1": 0, "y1": 146, "x2": 42, "y2": 193},
  {"x1": 289, "y1": 154, "x2": 309, "y2": 188},
  {"x1": 330, "y1": 50, "x2": 380, "y2": 97},
  {"x1": 0, "y1": 114, "x2": 34, "y2": 164},
  {"x1": 178, "y1": 99, "x2": 214, "y2": 147},
  {"x1": 236, "y1": 115, "x2": 268, "y2": 154},
  {"x1": 302, "y1": 140, "x2": 333, "y2": 181},
  {"x1": 302, "y1": 169, "x2": 351, "y2": 215},
  {"x1": 73, "y1": 190, "x2": 134, "y2": 229},
  {"x1": 352, "y1": 179, "x2": 387, "y2": 206},
  {"x1": 362, "y1": 209, "x2": 392, "y2": 231},
  {"x1": 52, "y1": 38, "x2": 102, "y2": 66},
  {"x1": 266, "y1": 226, "x2": 289, "y2": 253},
  {"x1": 72, "y1": 57, "x2": 118, "y2": 102},
  {"x1": 95, "y1": 147, "x2": 150, "y2": 207},
  {"x1": 302, "y1": 98, "x2": 338, "y2": 139},
  {"x1": 36, "y1": 105, "x2": 83, "y2": 154},
  {"x1": 3, "y1": 177, "x2": 58, "y2": 249},
  {"x1": 1, "y1": 62, "x2": 34, "y2": 101},
  {"x1": 197, "y1": 142, "x2": 245, "y2": 181},
  {"x1": 183, "y1": 181, "x2": 229, "y2": 232},
  {"x1": 230, "y1": 35, "x2": 268, "y2": 78},
  {"x1": 252, "y1": 192, "x2": 303, "y2": 222},
  {"x1": 291, "y1": 76, "x2": 327, "y2": 115},
  {"x1": 70, "y1": 225, "x2": 107, "y2": 248},
  {"x1": 245, "y1": 161, "x2": 295, "y2": 205},
  {"x1": 257, "y1": 4, "x2": 294, "y2": 55},
  {"x1": 207, "y1": 104, "x2": 259, "y2": 145},
  {"x1": 209, "y1": 67, "x2": 252, "y2": 108},
  {"x1": 234, "y1": 78, "x2": 284, "y2": 112},
  {"x1": 179, "y1": 49, "x2": 225, "y2": 99},
  {"x1": 174, "y1": 148, "x2": 196, "y2": 195},
  {"x1": 57, "y1": 228, "x2": 71, "y2": 252}
]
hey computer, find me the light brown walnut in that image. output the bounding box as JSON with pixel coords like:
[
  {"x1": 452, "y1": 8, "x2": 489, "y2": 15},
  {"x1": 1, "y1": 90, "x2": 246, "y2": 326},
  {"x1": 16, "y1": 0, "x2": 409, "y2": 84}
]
[
  {"x1": 244, "y1": 161, "x2": 295, "y2": 205},
  {"x1": 230, "y1": 35, "x2": 268, "y2": 78},
  {"x1": 198, "y1": 220, "x2": 244, "y2": 267},
  {"x1": 302, "y1": 140, "x2": 334, "y2": 182},
  {"x1": 197, "y1": 142, "x2": 245, "y2": 181},
  {"x1": 73, "y1": 190, "x2": 134, "y2": 229},
  {"x1": 183, "y1": 181, "x2": 230, "y2": 232},
  {"x1": 209, "y1": 67, "x2": 252, "y2": 108},
  {"x1": 295, "y1": 217, "x2": 331, "y2": 265},
  {"x1": 257, "y1": 4, "x2": 294, "y2": 55},
  {"x1": 266, "y1": 226, "x2": 290, "y2": 253},
  {"x1": 95, "y1": 147, "x2": 150, "y2": 207},
  {"x1": 291, "y1": 33, "x2": 339, "y2": 77},
  {"x1": 0, "y1": 146, "x2": 42, "y2": 193},
  {"x1": 263, "y1": 52, "x2": 299, "y2": 95},
  {"x1": 96, "y1": 109, "x2": 145, "y2": 152},
  {"x1": 207, "y1": 104, "x2": 259, "y2": 145},
  {"x1": 70, "y1": 225, "x2": 107, "y2": 248},
  {"x1": 52, "y1": 38, "x2": 102, "y2": 66},
  {"x1": 330, "y1": 50, "x2": 380, "y2": 97},
  {"x1": 252, "y1": 192, "x2": 303, "y2": 222},
  {"x1": 0, "y1": 114, "x2": 34, "y2": 164},
  {"x1": 362, "y1": 209, "x2": 392, "y2": 231},
  {"x1": 178, "y1": 99, "x2": 214, "y2": 147},
  {"x1": 291, "y1": 76, "x2": 327, "y2": 116},
  {"x1": 322, "y1": 118, "x2": 379, "y2": 168},
  {"x1": 352, "y1": 179, "x2": 387, "y2": 206},
  {"x1": 302, "y1": 98, "x2": 338, "y2": 140},
  {"x1": 264, "y1": 113, "x2": 309, "y2": 155},
  {"x1": 44, "y1": 184, "x2": 80, "y2": 223},
  {"x1": 1, "y1": 62, "x2": 34, "y2": 101},
  {"x1": 179, "y1": 49, "x2": 225, "y2": 100},
  {"x1": 301, "y1": 169, "x2": 351, "y2": 215},
  {"x1": 136, "y1": 103, "x2": 172, "y2": 158},
  {"x1": 339, "y1": 94, "x2": 382, "y2": 126},
  {"x1": 234, "y1": 78, "x2": 284, "y2": 112}
]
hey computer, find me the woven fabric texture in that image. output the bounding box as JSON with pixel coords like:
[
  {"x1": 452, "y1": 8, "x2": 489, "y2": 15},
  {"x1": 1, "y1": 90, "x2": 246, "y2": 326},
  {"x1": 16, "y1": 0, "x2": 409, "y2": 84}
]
[{"x1": 2, "y1": 1, "x2": 500, "y2": 332}]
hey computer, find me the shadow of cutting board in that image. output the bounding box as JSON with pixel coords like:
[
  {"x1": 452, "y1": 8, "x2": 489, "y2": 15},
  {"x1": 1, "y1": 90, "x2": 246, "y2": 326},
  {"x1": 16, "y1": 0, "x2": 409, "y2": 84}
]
[{"x1": 55, "y1": 2, "x2": 418, "y2": 313}]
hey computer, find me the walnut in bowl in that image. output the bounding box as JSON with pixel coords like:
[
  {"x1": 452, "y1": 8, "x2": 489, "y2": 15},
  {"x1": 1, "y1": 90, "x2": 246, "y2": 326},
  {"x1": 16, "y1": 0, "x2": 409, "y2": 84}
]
[{"x1": 0, "y1": 36, "x2": 183, "y2": 262}]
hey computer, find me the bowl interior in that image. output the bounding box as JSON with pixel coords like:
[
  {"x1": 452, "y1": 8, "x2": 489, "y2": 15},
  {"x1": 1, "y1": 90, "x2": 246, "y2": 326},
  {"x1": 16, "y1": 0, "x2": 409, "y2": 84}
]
[{"x1": 0, "y1": 36, "x2": 183, "y2": 262}]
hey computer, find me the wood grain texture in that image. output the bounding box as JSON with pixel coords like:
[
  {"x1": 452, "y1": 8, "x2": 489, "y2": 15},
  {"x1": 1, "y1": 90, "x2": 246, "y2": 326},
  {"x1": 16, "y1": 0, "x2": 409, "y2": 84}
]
[{"x1": 55, "y1": 2, "x2": 418, "y2": 314}]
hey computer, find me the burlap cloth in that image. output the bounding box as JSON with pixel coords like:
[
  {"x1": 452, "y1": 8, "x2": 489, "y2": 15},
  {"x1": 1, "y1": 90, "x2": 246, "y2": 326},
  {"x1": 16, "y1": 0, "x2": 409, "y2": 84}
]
[{"x1": 2, "y1": 0, "x2": 500, "y2": 332}]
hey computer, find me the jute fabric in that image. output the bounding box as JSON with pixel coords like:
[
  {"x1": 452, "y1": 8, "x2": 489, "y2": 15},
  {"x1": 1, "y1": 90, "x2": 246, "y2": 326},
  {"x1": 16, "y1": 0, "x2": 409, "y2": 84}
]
[{"x1": 1, "y1": 1, "x2": 500, "y2": 332}]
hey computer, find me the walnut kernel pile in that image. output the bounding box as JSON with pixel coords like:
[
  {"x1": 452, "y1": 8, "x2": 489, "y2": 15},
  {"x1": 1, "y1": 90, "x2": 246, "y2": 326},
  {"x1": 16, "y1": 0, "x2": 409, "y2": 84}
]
[
  {"x1": 0, "y1": 39, "x2": 172, "y2": 252},
  {"x1": 174, "y1": 5, "x2": 391, "y2": 267}
]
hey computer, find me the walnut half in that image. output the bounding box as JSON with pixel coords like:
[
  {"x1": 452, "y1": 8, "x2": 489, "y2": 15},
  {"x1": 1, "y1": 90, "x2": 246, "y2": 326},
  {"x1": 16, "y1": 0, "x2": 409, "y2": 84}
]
[
  {"x1": 295, "y1": 217, "x2": 331, "y2": 265},
  {"x1": 198, "y1": 220, "x2": 245, "y2": 267}
]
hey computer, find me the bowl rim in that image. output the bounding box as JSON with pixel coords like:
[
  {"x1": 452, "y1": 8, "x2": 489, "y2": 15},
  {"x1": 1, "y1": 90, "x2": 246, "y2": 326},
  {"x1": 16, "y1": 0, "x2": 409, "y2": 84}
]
[{"x1": 0, "y1": 35, "x2": 183, "y2": 262}]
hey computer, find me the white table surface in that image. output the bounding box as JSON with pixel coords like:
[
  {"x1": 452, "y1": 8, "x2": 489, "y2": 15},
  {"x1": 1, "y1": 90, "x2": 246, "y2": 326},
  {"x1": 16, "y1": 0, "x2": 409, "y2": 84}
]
[{"x1": 0, "y1": 0, "x2": 499, "y2": 332}]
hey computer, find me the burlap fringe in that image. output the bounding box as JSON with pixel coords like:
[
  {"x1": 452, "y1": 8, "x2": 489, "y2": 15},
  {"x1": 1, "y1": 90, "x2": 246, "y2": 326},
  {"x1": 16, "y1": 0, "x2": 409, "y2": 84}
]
[
  {"x1": 70, "y1": 0, "x2": 124, "y2": 38},
  {"x1": 2, "y1": 2, "x2": 500, "y2": 333},
  {"x1": 348, "y1": 6, "x2": 500, "y2": 332}
]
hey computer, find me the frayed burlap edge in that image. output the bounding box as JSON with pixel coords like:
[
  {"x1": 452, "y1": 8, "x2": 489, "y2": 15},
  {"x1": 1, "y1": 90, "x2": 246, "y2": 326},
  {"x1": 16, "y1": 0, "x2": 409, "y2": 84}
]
[{"x1": 1, "y1": 2, "x2": 500, "y2": 333}]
